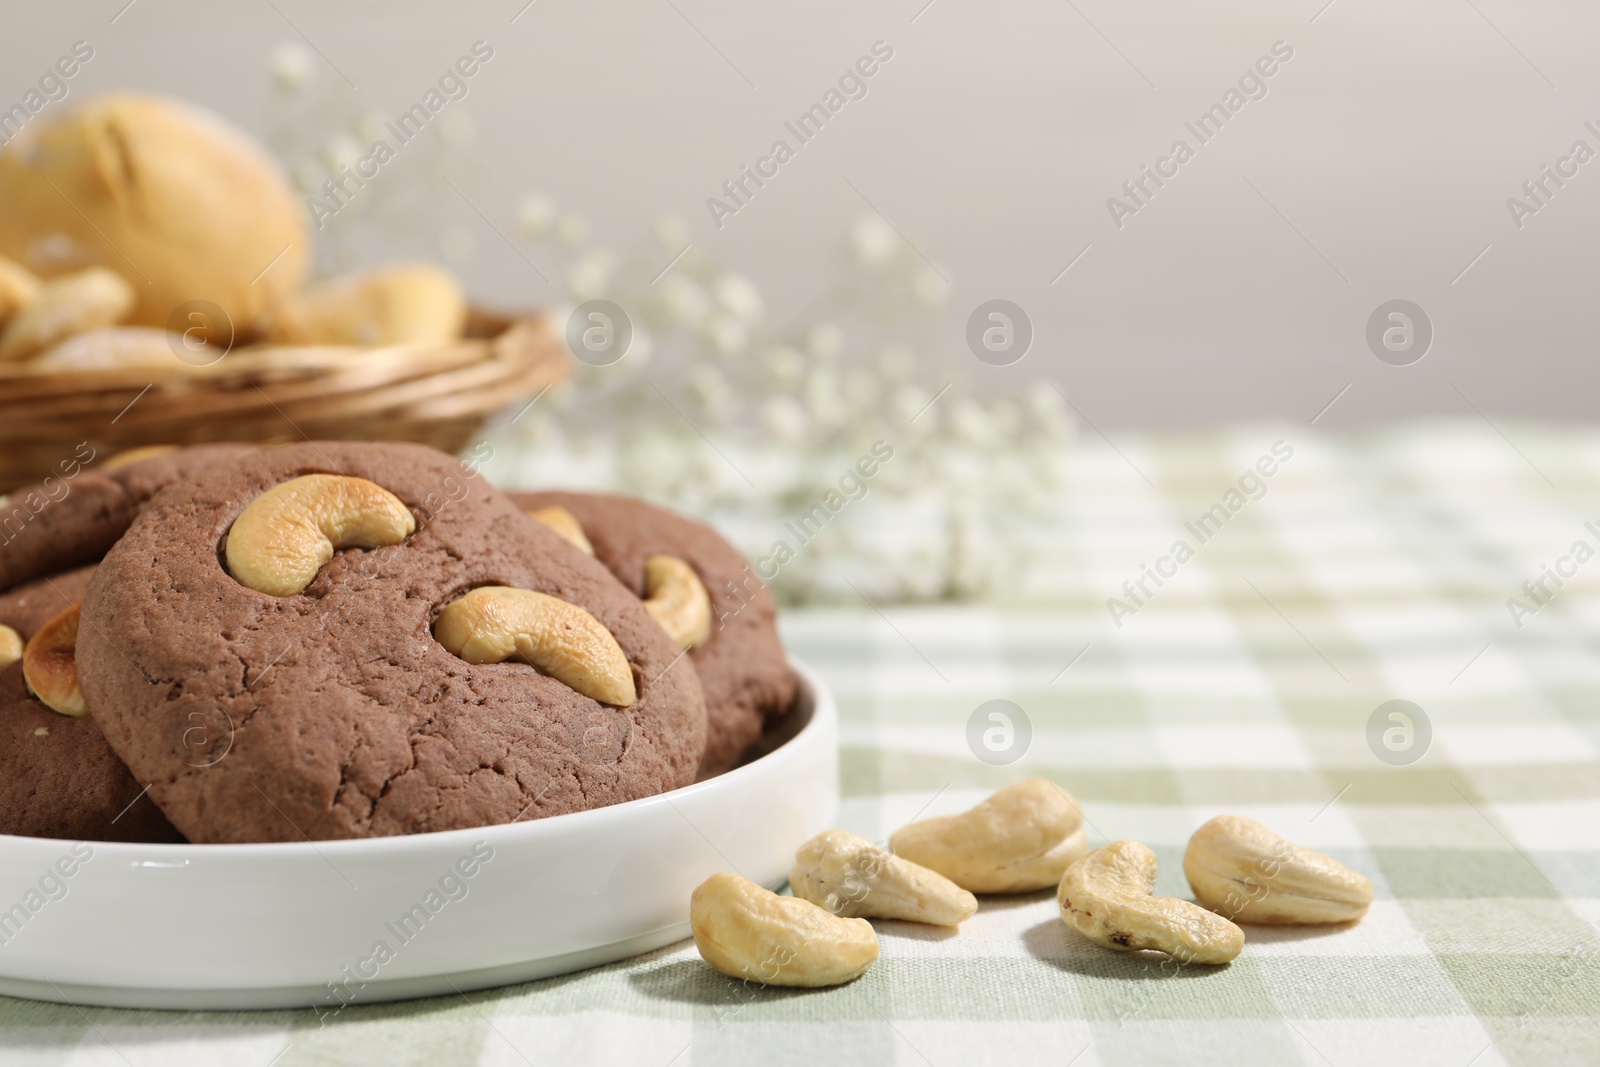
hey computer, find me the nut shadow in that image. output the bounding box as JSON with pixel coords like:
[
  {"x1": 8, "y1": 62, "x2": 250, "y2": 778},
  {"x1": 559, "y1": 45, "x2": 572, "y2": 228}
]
[
  {"x1": 1229, "y1": 918, "x2": 1362, "y2": 944},
  {"x1": 975, "y1": 887, "x2": 1056, "y2": 915},
  {"x1": 1021, "y1": 918, "x2": 1233, "y2": 978},
  {"x1": 874, "y1": 920, "x2": 961, "y2": 943},
  {"x1": 627, "y1": 958, "x2": 841, "y2": 1005}
]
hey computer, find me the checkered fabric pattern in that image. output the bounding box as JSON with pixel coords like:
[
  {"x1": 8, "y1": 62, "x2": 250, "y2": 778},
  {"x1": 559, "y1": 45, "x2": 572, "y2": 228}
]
[{"x1": 2, "y1": 421, "x2": 1597, "y2": 1066}]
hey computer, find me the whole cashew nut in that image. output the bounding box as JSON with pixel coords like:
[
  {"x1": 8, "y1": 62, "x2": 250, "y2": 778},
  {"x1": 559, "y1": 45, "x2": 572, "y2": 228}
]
[
  {"x1": 1184, "y1": 815, "x2": 1373, "y2": 925},
  {"x1": 433, "y1": 586, "x2": 636, "y2": 707},
  {"x1": 0, "y1": 623, "x2": 22, "y2": 668},
  {"x1": 263, "y1": 262, "x2": 466, "y2": 346},
  {"x1": 889, "y1": 778, "x2": 1088, "y2": 893},
  {"x1": 691, "y1": 871, "x2": 878, "y2": 988},
  {"x1": 0, "y1": 267, "x2": 136, "y2": 361},
  {"x1": 22, "y1": 604, "x2": 88, "y2": 717},
  {"x1": 225, "y1": 474, "x2": 416, "y2": 596},
  {"x1": 790, "y1": 829, "x2": 977, "y2": 926},
  {"x1": 527, "y1": 506, "x2": 594, "y2": 555},
  {"x1": 0, "y1": 255, "x2": 41, "y2": 324},
  {"x1": 642, "y1": 555, "x2": 712, "y2": 651},
  {"x1": 525, "y1": 508, "x2": 711, "y2": 652},
  {"x1": 1058, "y1": 840, "x2": 1244, "y2": 965}
]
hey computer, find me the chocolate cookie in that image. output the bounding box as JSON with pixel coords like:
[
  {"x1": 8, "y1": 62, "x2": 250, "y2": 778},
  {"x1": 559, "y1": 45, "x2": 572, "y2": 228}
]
[
  {"x1": 511, "y1": 491, "x2": 796, "y2": 778},
  {"x1": 0, "y1": 566, "x2": 182, "y2": 843},
  {"x1": 78, "y1": 443, "x2": 706, "y2": 843},
  {"x1": 0, "y1": 443, "x2": 257, "y2": 592}
]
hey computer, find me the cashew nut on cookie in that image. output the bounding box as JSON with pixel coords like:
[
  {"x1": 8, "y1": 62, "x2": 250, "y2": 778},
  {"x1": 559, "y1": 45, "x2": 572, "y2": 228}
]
[
  {"x1": 433, "y1": 585, "x2": 636, "y2": 707},
  {"x1": 225, "y1": 474, "x2": 416, "y2": 596}
]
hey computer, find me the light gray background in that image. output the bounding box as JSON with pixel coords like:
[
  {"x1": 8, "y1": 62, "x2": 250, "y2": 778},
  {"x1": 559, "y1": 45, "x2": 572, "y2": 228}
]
[{"x1": 4, "y1": 0, "x2": 1594, "y2": 428}]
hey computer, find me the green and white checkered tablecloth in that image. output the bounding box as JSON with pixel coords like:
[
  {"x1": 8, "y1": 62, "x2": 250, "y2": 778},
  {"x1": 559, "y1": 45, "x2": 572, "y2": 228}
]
[{"x1": 3, "y1": 422, "x2": 1598, "y2": 1065}]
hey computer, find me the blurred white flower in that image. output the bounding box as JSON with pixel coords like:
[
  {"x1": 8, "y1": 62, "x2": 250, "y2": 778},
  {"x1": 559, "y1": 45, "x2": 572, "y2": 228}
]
[
  {"x1": 688, "y1": 365, "x2": 733, "y2": 417},
  {"x1": 259, "y1": 43, "x2": 1096, "y2": 611},
  {"x1": 761, "y1": 398, "x2": 808, "y2": 443},
  {"x1": 514, "y1": 408, "x2": 561, "y2": 447},
  {"x1": 655, "y1": 213, "x2": 692, "y2": 250},
  {"x1": 805, "y1": 368, "x2": 843, "y2": 427},
  {"x1": 621, "y1": 435, "x2": 693, "y2": 497},
  {"x1": 849, "y1": 214, "x2": 898, "y2": 267},
  {"x1": 893, "y1": 384, "x2": 932, "y2": 428},
  {"x1": 989, "y1": 400, "x2": 1020, "y2": 440},
  {"x1": 807, "y1": 322, "x2": 843, "y2": 360},
  {"x1": 321, "y1": 136, "x2": 362, "y2": 174},
  {"x1": 546, "y1": 372, "x2": 577, "y2": 409},
  {"x1": 655, "y1": 274, "x2": 709, "y2": 329},
  {"x1": 902, "y1": 544, "x2": 949, "y2": 600},
  {"x1": 269, "y1": 43, "x2": 314, "y2": 93},
  {"x1": 713, "y1": 273, "x2": 763, "y2": 325},
  {"x1": 516, "y1": 193, "x2": 557, "y2": 239},
  {"x1": 628, "y1": 326, "x2": 654, "y2": 366},
  {"x1": 763, "y1": 346, "x2": 804, "y2": 386},
  {"x1": 556, "y1": 212, "x2": 591, "y2": 248},
  {"x1": 843, "y1": 369, "x2": 880, "y2": 413},
  {"x1": 703, "y1": 314, "x2": 748, "y2": 357},
  {"x1": 440, "y1": 190, "x2": 1076, "y2": 607},
  {"x1": 877, "y1": 345, "x2": 913, "y2": 382},
  {"x1": 1026, "y1": 380, "x2": 1072, "y2": 438},
  {"x1": 566, "y1": 256, "x2": 610, "y2": 301},
  {"x1": 951, "y1": 400, "x2": 993, "y2": 447}
]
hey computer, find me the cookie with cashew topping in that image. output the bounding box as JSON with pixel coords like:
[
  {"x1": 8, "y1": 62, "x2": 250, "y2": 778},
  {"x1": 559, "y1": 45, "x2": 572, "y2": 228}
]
[
  {"x1": 513, "y1": 491, "x2": 796, "y2": 778},
  {"x1": 0, "y1": 565, "x2": 182, "y2": 843},
  {"x1": 77, "y1": 442, "x2": 707, "y2": 843},
  {"x1": 528, "y1": 507, "x2": 709, "y2": 651},
  {"x1": 0, "y1": 442, "x2": 257, "y2": 594}
]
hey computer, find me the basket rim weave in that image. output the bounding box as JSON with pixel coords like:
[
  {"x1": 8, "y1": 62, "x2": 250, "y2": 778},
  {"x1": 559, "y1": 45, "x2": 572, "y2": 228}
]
[{"x1": 0, "y1": 311, "x2": 568, "y2": 493}]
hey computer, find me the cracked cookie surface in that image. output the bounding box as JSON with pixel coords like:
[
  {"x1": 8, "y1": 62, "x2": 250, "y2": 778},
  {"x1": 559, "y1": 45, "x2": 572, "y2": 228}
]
[
  {"x1": 0, "y1": 565, "x2": 182, "y2": 843},
  {"x1": 511, "y1": 491, "x2": 796, "y2": 778},
  {"x1": 77, "y1": 443, "x2": 707, "y2": 843}
]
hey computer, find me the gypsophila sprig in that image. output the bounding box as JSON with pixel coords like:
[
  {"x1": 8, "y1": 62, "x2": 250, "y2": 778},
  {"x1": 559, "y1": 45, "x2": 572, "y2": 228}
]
[{"x1": 478, "y1": 198, "x2": 1074, "y2": 605}]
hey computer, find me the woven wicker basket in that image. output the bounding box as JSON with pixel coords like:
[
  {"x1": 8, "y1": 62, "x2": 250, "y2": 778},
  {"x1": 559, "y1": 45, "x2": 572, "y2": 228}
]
[{"x1": 0, "y1": 309, "x2": 568, "y2": 492}]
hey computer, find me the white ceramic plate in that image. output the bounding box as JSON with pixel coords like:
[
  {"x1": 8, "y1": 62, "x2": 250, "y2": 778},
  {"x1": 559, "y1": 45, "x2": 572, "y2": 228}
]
[{"x1": 0, "y1": 657, "x2": 837, "y2": 1011}]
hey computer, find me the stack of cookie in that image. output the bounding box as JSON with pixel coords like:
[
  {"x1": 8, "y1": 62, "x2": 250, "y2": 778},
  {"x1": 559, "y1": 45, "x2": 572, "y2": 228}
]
[{"x1": 0, "y1": 443, "x2": 796, "y2": 844}]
